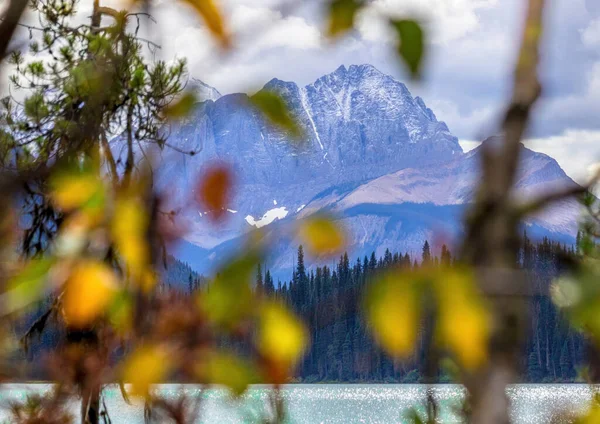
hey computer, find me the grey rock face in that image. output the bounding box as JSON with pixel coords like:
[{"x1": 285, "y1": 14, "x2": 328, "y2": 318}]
[
  {"x1": 155, "y1": 64, "x2": 462, "y2": 249},
  {"x1": 138, "y1": 65, "x2": 580, "y2": 278}
]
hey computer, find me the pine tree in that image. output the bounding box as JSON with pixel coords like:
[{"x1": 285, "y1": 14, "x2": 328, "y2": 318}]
[
  {"x1": 369, "y1": 252, "x2": 377, "y2": 271},
  {"x1": 264, "y1": 270, "x2": 275, "y2": 294},
  {"x1": 422, "y1": 240, "x2": 432, "y2": 264},
  {"x1": 441, "y1": 244, "x2": 451, "y2": 266}
]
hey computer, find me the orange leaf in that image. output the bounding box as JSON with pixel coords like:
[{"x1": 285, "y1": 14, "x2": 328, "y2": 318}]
[
  {"x1": 181, "y1": 0, "x2": 231, "y2": 48},
  {"x1": 62, "y1": 261, "x2": 118, "y2": 328},
  {"x1": 196, "y1": 164, "x2": 233, "y2": 222}
]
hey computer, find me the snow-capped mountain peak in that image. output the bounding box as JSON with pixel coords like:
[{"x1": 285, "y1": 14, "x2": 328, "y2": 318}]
[{"x1": 149, "y1": 65, "x2": 580, "y2": 277}]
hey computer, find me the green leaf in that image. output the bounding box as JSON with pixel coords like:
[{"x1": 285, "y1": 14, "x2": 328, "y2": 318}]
[
  {"x1": 390, "y1": 19, "x2": 425, "y2": 79},
  {"x1": 5, "y1": 258, "x2": 54, "y2": 314},
  {"x1": 198, "y1": 251, "x2": 261, "y2": 329},
  {"x1": 582, "y1": 191, "x2": 595, "y2": 208},
  {"x1": 250, "y1": 91, "x2": 302, "y2": 138},
  {"x1": 327, "y1": 0, "x2": 362, "y2": 38},
  {"x1": 164, "y1": 91, "x2": 197, "y2": 119},
  {"x1": 200, "y1": 351, "x2": 259, "y2": 396}
]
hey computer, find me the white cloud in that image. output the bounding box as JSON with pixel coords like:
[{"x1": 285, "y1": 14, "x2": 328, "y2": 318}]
[
  {"x1": 459, "y1": 140, "x2": 481, "y2": 152},
  {"x1": 428, "y1": 99, "x2": 499, "y2": 139},
  {"x1": 5, "y1": 0, "x2": 600, "y2": 158},
  {"x1": 357, "y1": 0, "x2": 499, "y2": 45},
  {"x1": 525, "y1": 130, "x2": 600, "y2": 183},
  {"x1": 229, "y1": 6, "x2": 321, "y2": 51},
  {"x1": 580, "y1": 18, "x2": 600, "y2": 48}
]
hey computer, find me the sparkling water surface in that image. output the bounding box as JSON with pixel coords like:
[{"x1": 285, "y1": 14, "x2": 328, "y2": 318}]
[{"x1": 0, "y1": 384, "x2": 593, "y2": 423}]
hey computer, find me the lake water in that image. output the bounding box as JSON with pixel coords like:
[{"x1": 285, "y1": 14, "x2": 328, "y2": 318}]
[{"x1": 0, "y1": 384, "x2": 594, "y2": 423}]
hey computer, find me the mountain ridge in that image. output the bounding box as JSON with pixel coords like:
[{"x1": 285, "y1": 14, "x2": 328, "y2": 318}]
[{"x1": 148, "y1": 65, "x2": 581, "y2": 277}]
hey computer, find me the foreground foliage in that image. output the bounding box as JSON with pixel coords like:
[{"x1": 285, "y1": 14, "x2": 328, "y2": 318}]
[{"x1": 0, "y1": 0, "x2": 597, "y2": 422}]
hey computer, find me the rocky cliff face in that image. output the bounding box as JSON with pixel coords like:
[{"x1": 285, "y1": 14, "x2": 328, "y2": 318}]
[
  {"x1": 155, "y1": 64, "x2": 462, "y2": 249},
  {"x1": 140, "y1": 65, "x2": 580, "y2": 277}
]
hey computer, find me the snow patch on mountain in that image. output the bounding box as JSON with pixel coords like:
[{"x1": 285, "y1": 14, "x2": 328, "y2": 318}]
[{"x1": 245, "y1": 207, "x2": 289, "y2": 228}]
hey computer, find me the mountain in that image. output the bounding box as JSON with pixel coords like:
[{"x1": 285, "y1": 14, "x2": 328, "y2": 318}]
[
  {"x1": 146, "y1": 64, "x2": 581, "y2": 278},
  {"x1": 155, "y1": 64, "x2": 461, "y2": 246}
]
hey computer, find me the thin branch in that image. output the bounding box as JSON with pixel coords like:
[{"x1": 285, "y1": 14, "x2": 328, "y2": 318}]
[{"x1": 517, "y1": 184, "x2": 589, "y2": 217}]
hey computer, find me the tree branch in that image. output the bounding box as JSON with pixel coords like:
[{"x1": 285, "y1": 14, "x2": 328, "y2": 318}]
[
  {"x1": 0, "y1": 0, "x2": 29, "y2": 60},
  {"x1": 517, "y1": 184, "x2": 589, "y2": 217}
]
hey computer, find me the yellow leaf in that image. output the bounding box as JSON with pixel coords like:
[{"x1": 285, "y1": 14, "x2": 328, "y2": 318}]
[
  {"x1": 298, "y1": 216, "x2": 345, "y2": 257},
  {"x1": 181, "y1": 0, "x2": 231, "y2": 48},
  {"x1": 50, "y1": 173, "x2": 103, "y2": 212},
  {"x1": 258, "y1": 301, "x2": 308, "y2": 368},
  {"x1": 62, "y1": 261, "x2": 118, "y2": 328},
  {"x1": 198, "y1": 351, "x2": 258, "y2": 396},
  {"x1": 365, "y1": 273, "x2": 420, "y2": 358},
  {"x1": 436, "y1": 269, "x2": 490, "y2": 370},
  {"x1": 576, "y1": 397, "x2": 600, "y2": 424},
  {"x1": 112, "y1": 196, "x2": 150, "y2": 286},
  {"x1": 123, "y1": 345, "x2": 169, "y2": 397}
]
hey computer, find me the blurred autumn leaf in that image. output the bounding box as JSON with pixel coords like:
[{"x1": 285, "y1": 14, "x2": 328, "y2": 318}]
[
  {"x1": 327, "y1": 0, "x2": 363, "y2": 38},
  {"x1": 62, "y1": 260, "x2": 118, "y2": 328},
  {"x1": 196, "y1": 164, "x2": 233, "y2": 222},
  {"x1": 123, "y1": 345, "x2": 170, "y2": 397},
  {"x1": 112, "y1": 195, "x2": 151, "y2": 285},
  {"x1": 365, "y1": 267, "x2": 490, "y2": 369},
  {"x1": 163, "y1": 91, "x2": 198, "y2": 119},
  {"x1": 574, "y1": 395, "x2": 600, "y2": 423},
  {"x1": 107, "y1": 290, "x2": 133, "y2": 335},
  {"x1": 258, "y1": 301, "x2": 308, "y2": 369},
  {"x1": 298, "y1": 216, "x2": 346, "y2": 257},
  {"x1": 435, "y1": 268, "x2": 490, "y2": 370},
  {"x1": 50, "y1": 167, "x2": 104, "y2": 215},
  {"x1": 199, "y1": 351, "x2": 258, "y2": 396},
  {"x1": 250, "y1": 91, "x2": 302, "y2": 138},
  {"x1": 198, "y1": 251, "x2": 258, "y2": 328},
  {"x1": 180, "y1": 0, "x2": 231, "y2": 48},
  {"x1": 5, "y1": 258, "x2": 54, "y2": 313},
  {"x1": 390, "y1": 19, "x2": 425, "y2": 79},
  {"x1": 553, "y1": 261, "x2": 600, "y2": 345},
  {"x1": 365, "y1": 272, "x2": 420, "y2": 358}
]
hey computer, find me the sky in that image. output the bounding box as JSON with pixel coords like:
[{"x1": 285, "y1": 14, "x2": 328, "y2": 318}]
[{"x1": 10, "y1": 0, "x2": 600, "y2": 183}]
